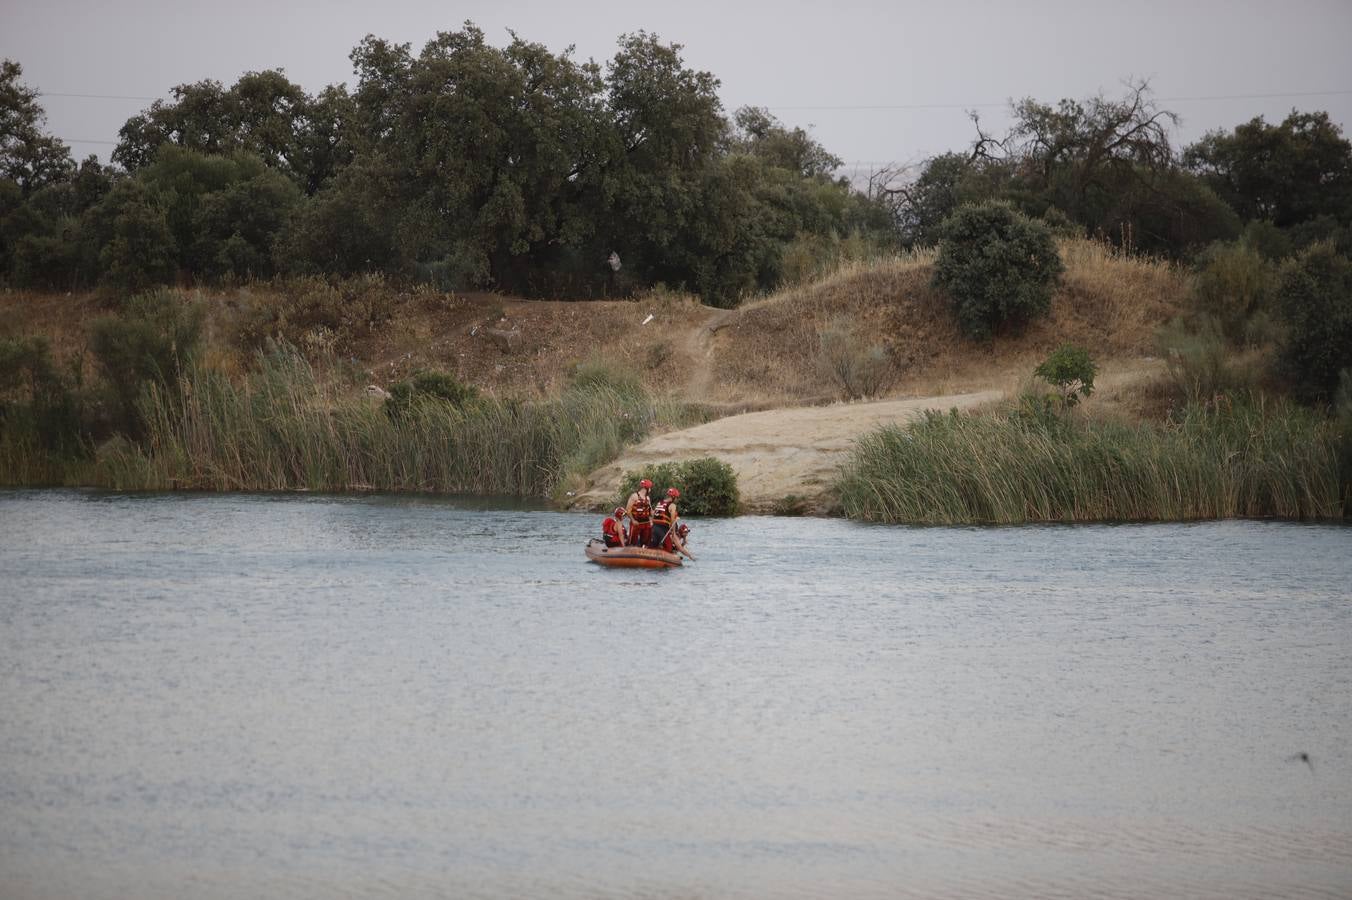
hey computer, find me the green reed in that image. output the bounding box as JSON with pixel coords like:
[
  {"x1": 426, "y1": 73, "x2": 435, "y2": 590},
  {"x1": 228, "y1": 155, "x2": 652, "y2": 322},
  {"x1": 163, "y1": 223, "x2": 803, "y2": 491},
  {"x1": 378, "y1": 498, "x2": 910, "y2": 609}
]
[
  {"x1": 836, "y1": 397, "x2": 1343, "y2": 524},
  {"x1": 84, "y1": 347, "x2": 704, "y2": 497}
]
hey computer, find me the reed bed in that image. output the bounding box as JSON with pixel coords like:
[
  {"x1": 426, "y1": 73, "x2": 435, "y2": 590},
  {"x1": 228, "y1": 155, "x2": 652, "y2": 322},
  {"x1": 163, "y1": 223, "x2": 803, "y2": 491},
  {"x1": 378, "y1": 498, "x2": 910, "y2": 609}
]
[
  {"x1": 89, "y1": 348, "x2": 705, "y2": 497},
  {"x1": 836, "y1": 398, "x2": 1344, "y2": 524}
]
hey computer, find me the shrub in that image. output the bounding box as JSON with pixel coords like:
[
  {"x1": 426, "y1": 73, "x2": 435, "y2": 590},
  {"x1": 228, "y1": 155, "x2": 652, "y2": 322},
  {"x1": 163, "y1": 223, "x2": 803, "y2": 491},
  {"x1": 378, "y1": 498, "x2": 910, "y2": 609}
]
[
  {"x1": 235, "y1": 275, "x2": 399, "y2": 358},
  {"x1": 1274, "y1": 243, "x2": 1352, "y2": 401},
  {"x1": 566, "y1": 356, "x2": 645, "y2": 401},
  {"x1": 1155, "y1": 317, "x2": 1258, "y2": 406},
  {"x1": 932, "y1": 201, "x2": 1063, "y2": 340},
  {"x1": 617, "y1": 456, "x2": 740, "y2": 516},
  {"x1": 1191, "y1": 241, "x2": 1276, "y2": 344},
  {"x1": 385, "y1": 370, "x2": 479, "y2": 419},
  {"x1": 1034, "y1": 344, "x2": 1096, "y2": 408},
  {"x1": 89, "y1": 288, "x2": 204, "y2": 431},
  {"x1": 818, "y1": 316, "x2": 892, "y2": 400},
  {"x1": 0, "y1": 336, "x2": 86, "y2": 457}
]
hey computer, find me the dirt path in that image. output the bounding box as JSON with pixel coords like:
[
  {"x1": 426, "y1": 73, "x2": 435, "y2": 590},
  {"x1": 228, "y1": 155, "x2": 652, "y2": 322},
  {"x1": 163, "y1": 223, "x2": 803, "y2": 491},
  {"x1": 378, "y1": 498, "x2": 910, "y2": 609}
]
[
  {"x1": 570, "y1": 389, "x2": 1003, "y2": 515},
  {"x1": 677, "y1": 308, "x2": 734, "y2": 399}
]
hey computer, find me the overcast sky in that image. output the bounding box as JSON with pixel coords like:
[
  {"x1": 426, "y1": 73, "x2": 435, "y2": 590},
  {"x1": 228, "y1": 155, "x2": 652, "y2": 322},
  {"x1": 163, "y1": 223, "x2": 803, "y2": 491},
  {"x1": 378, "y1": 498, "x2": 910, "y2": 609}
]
[{"x1": 4, "y1": 0, "x2": 1350, "y2": 179}]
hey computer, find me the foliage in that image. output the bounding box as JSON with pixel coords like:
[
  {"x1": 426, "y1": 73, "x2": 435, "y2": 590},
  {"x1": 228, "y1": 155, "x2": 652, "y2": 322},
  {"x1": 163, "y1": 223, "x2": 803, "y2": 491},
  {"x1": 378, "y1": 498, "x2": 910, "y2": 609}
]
[
  {"x1": 837, "y1": 397, "x2": 1342, "y2": 524},
  {"x1": 234, "y1": 274, "x2": 399, "y2": 358},
  {"x1": 1184, "y1": 110, "x2": 1352, "y2": 228},
  {"x1": 566, "y1": 355, "x2": 646, "y2": 399},
  {"x1": 1154, "y1": 316, "x2": 1260, "y2": 406},
  {"x1": 1274, "y1": 242, "x2": 1352, "y2": 401},
  {"x1": 88, "y1": 180, "x2": 177, "y2": 292},
  {"x1": 617, "y1": 456, "x2": 740, "y2": 516},
  {"x1": 1336, "y1": 370, "x2": 1352, "y2": 515},
  {"x1": 49, "y1": 345, "x2": 705, "y2": 497},
  {"x1": 1190, "y1": 240, "x2": 1276, "y2": 344},
  {"x1": 112, "y1": 69, "x2": 353, "y2": 192},
  {"x1": 0, "y1": 335, "x2": 85, "y2": 457},
  {"x1": 932, "y1": 201, "x2": 1063, "y2": 339},
  {"x1": 88, "y1": 289, "x2": 204, "y2": 430},
  {"x1": 730, "y1": 106, "x2": 842, "y2": 179},
  {"x1": 0, "y1": 60, "x2": 75, "y2": 193},
  {"x1": 817, "y1": 316, "x2": 892, "y2": 399},
  {"x1": 386, "y1": 370, "x2": 479, "y2": 419},
  {"x1": 1034, "y1": 344, "x2": 1096, "y2": 408},
  {"x1": 891, "y1": 153, "x2": 988, "y2": 248}
]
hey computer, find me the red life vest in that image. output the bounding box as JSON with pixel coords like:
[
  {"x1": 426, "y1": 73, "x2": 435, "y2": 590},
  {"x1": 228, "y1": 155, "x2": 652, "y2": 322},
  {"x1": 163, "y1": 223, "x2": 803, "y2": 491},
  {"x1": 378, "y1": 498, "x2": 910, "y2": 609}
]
[
  {"x1": 652, "y1": 498, "x2": 675, "y2": 526},
  {"x1": 602, "y1": 516, "x2": 623, "y2": 542},
  {"x1": 630, "y1": 493, "x2": 652, "y2": 523}
]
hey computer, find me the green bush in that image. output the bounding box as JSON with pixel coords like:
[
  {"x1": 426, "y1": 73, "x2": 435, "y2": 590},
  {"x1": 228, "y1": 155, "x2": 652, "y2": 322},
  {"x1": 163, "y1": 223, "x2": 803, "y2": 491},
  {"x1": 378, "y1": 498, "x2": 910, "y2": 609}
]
[
  {"x1": 89, "y1": 288, "x2": 204, "y2": 431},
  {"x1": 933, "y1": 201, "x2": 1063, "y2": 340},
  {"x1": 1191, "y1": 241, "x2": 1276, "y2": 344},
  {"x1": 1155, "y1": 317, "x2": 1259, "y2": 406},
  {"x1": 236, "y1": 274, "x2": 399, "y2": 358},
  {"x1": 1034, "y1": 344, "x2": 1096, "y2": 408},
  {"x1": 385, "y1": 370, "x2": 479, "y2": 419},
  {"x1": 617, "y1": 456, "x2": 740, "y2": 516},
  {"x1": 1274, "y1": 242, "x2": 1352, "y2": 401},
  {"x1": 0, "y1": 335, "x2": 86, "y2": 457}
]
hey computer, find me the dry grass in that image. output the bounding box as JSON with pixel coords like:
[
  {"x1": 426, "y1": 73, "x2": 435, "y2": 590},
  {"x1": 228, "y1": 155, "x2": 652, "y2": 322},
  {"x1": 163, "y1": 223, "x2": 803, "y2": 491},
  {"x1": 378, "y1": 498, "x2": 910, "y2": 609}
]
[
  {"x1": 702, "y1": 239, "x2": 1190, "y2": 404},
  {"x1": 1, "y1": 238, "x2": 1190, "y2": 410}
]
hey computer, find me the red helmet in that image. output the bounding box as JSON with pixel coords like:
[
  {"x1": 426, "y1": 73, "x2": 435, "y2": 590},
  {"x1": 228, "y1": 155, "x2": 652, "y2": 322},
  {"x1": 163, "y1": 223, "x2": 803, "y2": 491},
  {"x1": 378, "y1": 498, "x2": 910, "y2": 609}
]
[
  {"x1": 613, "y1": 507, "x2": 626, "y2": 518},
  {"x1": 639, "y1": 479, "x2": 653, "y2": 489},
  {"x1": 667, "y1": 487, "x2": 680, "y2": 498},
  {"x1": 677, "y1": 523, "x2": 690, "y2": 537}
]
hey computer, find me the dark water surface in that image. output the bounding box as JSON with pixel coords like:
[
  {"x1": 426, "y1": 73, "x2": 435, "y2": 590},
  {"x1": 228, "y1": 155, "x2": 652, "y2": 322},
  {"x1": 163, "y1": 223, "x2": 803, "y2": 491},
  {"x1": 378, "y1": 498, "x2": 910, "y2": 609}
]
[{"x1": 1, "y1": 490, "x2": 1349, "y2": 899}]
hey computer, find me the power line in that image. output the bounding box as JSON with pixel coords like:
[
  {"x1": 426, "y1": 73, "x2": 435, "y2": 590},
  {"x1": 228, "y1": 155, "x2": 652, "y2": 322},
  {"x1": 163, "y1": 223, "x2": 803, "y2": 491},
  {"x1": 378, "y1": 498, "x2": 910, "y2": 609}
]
[
  {"x1": 38, "y1": 90, "x2": 160, "y2": 101},
  {"x1": 767, "y1": 89, "x2": 1352, "y2": 111},
  {"x1": 40, "y1": 87, "x2": 1352, "y2": 110}
]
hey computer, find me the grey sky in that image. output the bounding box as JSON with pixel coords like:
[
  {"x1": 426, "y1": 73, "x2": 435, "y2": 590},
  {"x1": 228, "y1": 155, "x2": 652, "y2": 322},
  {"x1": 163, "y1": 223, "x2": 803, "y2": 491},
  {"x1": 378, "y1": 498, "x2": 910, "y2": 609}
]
[{"x1": 4, "y1": 0, "x2": 1350, "y2": 178}]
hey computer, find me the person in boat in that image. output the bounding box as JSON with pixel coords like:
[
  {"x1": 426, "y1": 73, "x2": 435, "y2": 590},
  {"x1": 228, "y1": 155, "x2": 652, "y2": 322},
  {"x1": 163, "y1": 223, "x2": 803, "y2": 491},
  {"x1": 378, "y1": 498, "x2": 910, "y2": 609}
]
[
  {"x1": 601, "y1": 507, "x2": 628, "y2": 549},
  {"x1": 650, "y1": 487, "x2": 682, "y2": 551},
  {"x1": 625, "y1": 478, "x2": 654, "y2": 548}
]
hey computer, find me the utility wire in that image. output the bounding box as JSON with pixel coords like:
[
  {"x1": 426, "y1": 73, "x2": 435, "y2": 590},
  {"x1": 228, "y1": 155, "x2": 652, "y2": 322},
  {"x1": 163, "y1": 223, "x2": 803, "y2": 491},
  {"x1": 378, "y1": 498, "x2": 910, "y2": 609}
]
[
  {"x1": 39, "y1": 91, "x2": 161, "y2": 102},
  {"x1": 39, "y1": 88, "x2": 1352, "y2": 109},
  {"x1": 767, "y1": 89, "x2": 1352, "y2": 111}
]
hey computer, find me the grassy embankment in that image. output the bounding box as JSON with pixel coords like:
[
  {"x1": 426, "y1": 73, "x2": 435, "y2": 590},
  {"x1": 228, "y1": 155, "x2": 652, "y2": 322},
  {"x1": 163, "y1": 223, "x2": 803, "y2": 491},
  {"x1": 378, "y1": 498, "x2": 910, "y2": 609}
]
[
  {"x1": 2, "y1": 348, "x2": 710, "y2": 500},
  {"x1": 825, "y1": 241, "x2": 1349, "y2": 524},
  {"x1": 4, "y1": 239, "x2": 1347, "y2": 519},
  {"x1": 836, "y1": 398, "x2": 1344, "y2": 524}
]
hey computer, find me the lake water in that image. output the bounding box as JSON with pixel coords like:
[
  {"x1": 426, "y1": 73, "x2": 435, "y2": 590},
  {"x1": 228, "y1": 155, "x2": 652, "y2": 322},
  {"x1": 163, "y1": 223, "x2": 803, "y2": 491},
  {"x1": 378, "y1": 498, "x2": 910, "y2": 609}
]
[{"x1": 1, "y1": 489, "x2": 1350, "y2": 899}]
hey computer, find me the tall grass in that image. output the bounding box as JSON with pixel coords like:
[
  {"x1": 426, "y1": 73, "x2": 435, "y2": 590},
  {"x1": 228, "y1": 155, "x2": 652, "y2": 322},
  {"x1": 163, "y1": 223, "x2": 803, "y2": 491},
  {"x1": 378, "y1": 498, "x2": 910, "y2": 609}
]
[
  {"x1": 837, "y1": 397, "x2": 1343, "y2": 524},
  {"x1": 85, "y1": 347, "x2": 705, "y2": 497}
]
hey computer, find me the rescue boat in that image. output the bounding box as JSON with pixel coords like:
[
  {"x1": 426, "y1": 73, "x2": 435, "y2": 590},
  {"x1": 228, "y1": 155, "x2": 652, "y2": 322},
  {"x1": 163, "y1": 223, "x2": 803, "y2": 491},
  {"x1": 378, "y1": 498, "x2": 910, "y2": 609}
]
[{"x1": 585, "y1": 538, "x2": 683, "y2": 569}]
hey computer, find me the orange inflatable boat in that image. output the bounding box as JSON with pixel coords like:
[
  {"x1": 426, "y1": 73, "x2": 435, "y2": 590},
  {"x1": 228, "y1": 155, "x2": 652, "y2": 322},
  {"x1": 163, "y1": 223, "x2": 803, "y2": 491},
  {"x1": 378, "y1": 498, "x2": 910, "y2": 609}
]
[{"x1": 585, "y1": 538, "x2": 683, "y2": 569}]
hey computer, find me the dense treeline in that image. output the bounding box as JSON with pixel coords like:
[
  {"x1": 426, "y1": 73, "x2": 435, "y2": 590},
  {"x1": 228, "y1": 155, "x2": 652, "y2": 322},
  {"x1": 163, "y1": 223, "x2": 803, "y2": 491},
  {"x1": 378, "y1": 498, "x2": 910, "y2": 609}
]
[
  {"x1": 885, "y1": 82, "x2": 1352, "y2": 260},
  {"x1": 0, "y1": 29, "x2": 889, "y2": 305},
  {"x1": 3, "y1": 36, "x2": 1351, "y2": 307}
]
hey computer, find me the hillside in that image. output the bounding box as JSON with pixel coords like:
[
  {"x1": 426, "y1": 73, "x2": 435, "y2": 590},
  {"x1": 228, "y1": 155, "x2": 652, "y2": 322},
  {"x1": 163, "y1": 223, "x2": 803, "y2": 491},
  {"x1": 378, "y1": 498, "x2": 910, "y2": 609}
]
[{"x1": 1, "y1": 239, "x2": 1187, "y2": 413}]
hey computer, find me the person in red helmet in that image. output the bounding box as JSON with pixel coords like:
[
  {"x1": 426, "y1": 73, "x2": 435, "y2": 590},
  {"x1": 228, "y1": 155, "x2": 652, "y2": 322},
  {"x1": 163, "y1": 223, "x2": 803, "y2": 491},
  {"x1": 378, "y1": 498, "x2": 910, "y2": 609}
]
[
  {"x1": 651, "y1": 487, "x2": 694, "y2": 559},
  {"x1": 625, "y1": 478, "x2": 654, "y2": 548},
  {"x1": 601, "y1": 506, "x2": 627, "y2": 548}
]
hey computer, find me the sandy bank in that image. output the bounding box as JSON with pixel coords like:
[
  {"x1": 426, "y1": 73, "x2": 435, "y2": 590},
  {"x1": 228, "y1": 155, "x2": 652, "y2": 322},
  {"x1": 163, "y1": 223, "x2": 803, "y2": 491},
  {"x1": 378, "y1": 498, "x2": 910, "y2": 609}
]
[{"x1": 570, "y1": 389, "x2": 1003, "y2": 515}]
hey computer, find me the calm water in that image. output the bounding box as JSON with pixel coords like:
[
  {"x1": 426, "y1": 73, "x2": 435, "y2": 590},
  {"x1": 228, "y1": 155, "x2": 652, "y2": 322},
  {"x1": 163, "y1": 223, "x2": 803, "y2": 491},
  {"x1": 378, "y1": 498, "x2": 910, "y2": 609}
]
[{"x1": 1, "y1": 490, "x2": 1350, "y2": 900}]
